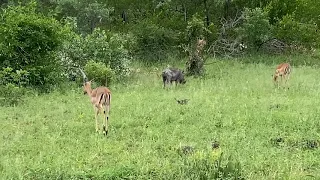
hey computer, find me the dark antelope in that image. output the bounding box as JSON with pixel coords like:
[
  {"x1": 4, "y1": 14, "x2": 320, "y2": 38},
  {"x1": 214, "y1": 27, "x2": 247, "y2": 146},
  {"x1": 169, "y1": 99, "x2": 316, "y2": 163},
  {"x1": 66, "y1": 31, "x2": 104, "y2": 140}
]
[{"x1": 162, "y1": 67, "x2": 186, "y2": 88}]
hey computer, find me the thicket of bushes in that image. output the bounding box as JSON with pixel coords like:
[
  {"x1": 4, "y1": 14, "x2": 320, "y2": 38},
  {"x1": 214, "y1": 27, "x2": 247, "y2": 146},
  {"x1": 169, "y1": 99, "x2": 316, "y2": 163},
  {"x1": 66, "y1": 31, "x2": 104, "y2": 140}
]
[
  {"x1": 0, "y1": 2, "x2": 132, "y2": 105},
  {"x1": 0, "y1": 0, "x2": 319, "y2": 106}
]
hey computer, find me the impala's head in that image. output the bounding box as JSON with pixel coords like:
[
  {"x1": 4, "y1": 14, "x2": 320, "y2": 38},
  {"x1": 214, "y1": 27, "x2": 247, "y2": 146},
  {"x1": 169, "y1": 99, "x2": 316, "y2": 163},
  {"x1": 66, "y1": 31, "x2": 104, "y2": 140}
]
[
  {"x1": 179, "y1": 70, "x2": 186, "y2": 84},
  {"x1": 83, "y1": 80, "x2": 92, "y2": 95},
  {"x1": 79, "y1": 68, "x2": 92, "y2": 94}
]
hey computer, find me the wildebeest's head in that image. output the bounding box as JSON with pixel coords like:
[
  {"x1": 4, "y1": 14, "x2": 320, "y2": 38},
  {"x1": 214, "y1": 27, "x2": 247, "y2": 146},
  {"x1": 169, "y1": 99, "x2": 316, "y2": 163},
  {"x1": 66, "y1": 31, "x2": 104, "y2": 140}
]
[{"x1": 179, "y1": 70, "x2": 186, "y2": 84}]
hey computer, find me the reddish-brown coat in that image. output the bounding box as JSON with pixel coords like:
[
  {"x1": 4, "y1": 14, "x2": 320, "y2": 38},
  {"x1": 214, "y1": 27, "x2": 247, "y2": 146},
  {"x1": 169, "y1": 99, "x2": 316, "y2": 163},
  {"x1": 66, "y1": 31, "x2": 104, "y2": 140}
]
[
  {"x1": 83, "y1": 81, "x2": 111, "y2": 135},
  {"x1": 273, "y1": 63, "x2": 291, "y2": 86}
]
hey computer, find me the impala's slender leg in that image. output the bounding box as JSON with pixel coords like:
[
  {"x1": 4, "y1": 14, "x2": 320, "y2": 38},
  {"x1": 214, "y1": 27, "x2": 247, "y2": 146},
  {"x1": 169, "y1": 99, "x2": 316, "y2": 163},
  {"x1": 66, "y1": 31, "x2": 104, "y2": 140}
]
[
  {"x1": 273, "y1": 75, "x2": 278, "y2": 88},
  {"x1": 285, "y1": 73, "x2": 290, "y2": 89},
  {"x1": 94, "y1": 106, "x2": 99, "y2": 132},
  {"x1": 103, "y1": 94, "x2": 111, "y2": 136},
  {"x1": 275, "y1": 76, "x2": 280, "y2": 89},
  {"x1": 103, "y1": 104, "x2": 110, "y2": 136}
]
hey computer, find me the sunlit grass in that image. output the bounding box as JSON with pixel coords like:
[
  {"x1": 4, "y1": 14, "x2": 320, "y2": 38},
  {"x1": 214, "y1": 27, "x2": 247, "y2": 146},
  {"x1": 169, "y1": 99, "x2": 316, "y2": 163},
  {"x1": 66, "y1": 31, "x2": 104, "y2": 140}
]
[{"x1": 1, "y1": 55, "x2": 320, "y2": 179}]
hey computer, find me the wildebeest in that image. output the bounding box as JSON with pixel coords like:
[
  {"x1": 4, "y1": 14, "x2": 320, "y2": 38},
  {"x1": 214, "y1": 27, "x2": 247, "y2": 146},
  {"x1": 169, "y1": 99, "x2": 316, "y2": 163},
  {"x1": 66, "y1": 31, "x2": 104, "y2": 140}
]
[{"x1": 162, "y1": 67, "x2": 186, "y2": 88}]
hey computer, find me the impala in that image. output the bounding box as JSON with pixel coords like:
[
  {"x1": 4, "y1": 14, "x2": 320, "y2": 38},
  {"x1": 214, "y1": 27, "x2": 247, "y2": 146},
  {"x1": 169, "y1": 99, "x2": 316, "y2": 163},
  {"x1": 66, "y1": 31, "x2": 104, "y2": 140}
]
[
  {"x1": 273, "y1": 62, "x2": 291, "y2": 87},
  {"x1": 79, "y1": 69, "x2": 111, "y2": 136}
]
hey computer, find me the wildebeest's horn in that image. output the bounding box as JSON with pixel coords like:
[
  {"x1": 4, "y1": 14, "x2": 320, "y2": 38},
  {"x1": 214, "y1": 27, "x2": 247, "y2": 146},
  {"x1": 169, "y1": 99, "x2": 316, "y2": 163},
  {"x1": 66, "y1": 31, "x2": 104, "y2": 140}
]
[{"x1": 79, "y1": 68, "x2": 88, "y2": 82}]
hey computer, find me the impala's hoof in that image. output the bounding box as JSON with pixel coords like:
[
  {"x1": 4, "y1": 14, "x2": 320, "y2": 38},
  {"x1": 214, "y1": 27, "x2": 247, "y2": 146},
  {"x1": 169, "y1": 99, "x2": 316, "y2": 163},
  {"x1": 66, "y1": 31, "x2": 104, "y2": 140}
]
[{"x1": 102, "y1": 125, "x2": 108, "y2": 136}]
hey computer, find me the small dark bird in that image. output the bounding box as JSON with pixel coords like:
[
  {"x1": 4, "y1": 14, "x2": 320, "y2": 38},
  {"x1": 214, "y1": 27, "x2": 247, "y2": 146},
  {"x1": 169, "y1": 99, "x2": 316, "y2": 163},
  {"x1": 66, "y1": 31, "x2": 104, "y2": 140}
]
[
  {"x1": 175, "y1": 98, "x2": 189, "y2": 105},
  {"x1": 212, "y1": 141, "x2": 220, "y2": 149}
]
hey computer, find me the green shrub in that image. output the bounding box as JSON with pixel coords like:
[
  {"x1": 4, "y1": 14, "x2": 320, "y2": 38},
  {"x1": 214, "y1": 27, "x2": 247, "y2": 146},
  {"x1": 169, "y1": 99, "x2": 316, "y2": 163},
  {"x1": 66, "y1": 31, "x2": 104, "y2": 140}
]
[
  {"x1": 0, "y1": 83, "x2": 27, "y2": 106},
  {"x1": 274, "y1": 14, "x2": 320, "y2": 49},
  {"x1": 131, "y1": 19, "x2": 180, "y2": 61},
  {"x1": 237, "y1": 8, "x2": 272, "y2": 51},
  {"x1": 84, "y1": 60, "x2": 115, "y2": 86},
  {"x1": 0, "y1": 67, "x2": 28, "y2": 106},
  {"x1": 61, "y1": 28, "x2": 131, "y2": 81},
  {"x1": 265, "y1": 0, "x2": 299, "y2": 25},
  {"x1": 0, "y1": 67, "x2": 29, "y2": 86},
  {"x1": 0, "y1": 1, "x2": 71, "y2": 90},
  {"x1": 0, "y1": 67, "x2": 29, "y2": 106},
  {"x1": 186, "y1": 13, "x2": 209, "y2": 42}
]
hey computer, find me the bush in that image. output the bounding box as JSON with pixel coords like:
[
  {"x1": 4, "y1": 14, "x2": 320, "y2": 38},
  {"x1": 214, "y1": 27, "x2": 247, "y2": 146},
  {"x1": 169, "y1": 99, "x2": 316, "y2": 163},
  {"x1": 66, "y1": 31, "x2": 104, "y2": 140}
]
[
  {"x1": 0, "y1": 83, "x2": 27, "y2": 106},
  {"x1": 0, "y1": 67, "x2": 29, "y2": 106},
  {"x1": 131, "y1": 19, "x2": 180, "y2": 61},
  {"x1": 237, "y1": 8, "x2": 272, "y2": 51},
  {"x1": 274, "y1": 14, "x2": 320, "y2": 49},
  {"x1": 265, "y1": 0, "x2": 299, "y2": 25},
  {"x1": 186, "y1": 14, "x2": 209, "y2": 43},
  {"x1": 61, "y1": 28, "x2": 131, "y2": 81},
  {"x1": 0, "y1": 67, "x2": 29, "y2": 86},
  {"x1": 84, "y1": 60, "x2": 115, "y2": 86},
  {"x1": 0, "y1": 1, "x2": 71, "y2": 90}
]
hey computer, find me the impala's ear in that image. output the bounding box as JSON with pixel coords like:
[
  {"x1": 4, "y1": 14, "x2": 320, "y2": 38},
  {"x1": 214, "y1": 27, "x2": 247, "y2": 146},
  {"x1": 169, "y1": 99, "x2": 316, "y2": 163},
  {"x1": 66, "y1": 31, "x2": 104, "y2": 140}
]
[
  {"x1": 89, "y1": 78, "x2": 95, "y2": 83},
  {"x1": 79, "y1": 68, "x2": 88, "y2": 82}
]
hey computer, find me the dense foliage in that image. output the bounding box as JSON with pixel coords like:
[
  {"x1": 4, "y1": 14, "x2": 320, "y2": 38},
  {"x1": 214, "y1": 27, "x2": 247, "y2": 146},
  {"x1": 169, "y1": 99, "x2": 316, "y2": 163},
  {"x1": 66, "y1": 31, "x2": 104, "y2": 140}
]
[
  {"x1": 84, "y1": 60, "x2": 115, "y2": 86},
  {"x1": 61, "y1": 28, "x2": 131, "y2": 81},
  {"x1": 0, "y1": 0, "x2": 319, "y2": 93},
  {"x1": 0, "y1": 2, "x2": 69, "y2": 90},
  {"x1": 237, "y1": 8, "x2": 272, "y2": 51}
]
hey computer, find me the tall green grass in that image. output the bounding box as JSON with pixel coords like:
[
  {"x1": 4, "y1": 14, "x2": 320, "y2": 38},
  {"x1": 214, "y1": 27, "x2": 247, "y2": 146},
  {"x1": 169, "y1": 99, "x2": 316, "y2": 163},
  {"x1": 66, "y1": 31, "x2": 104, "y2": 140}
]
[{"x1": 1, "y1": 55, "x2": 320, "y2": 179}]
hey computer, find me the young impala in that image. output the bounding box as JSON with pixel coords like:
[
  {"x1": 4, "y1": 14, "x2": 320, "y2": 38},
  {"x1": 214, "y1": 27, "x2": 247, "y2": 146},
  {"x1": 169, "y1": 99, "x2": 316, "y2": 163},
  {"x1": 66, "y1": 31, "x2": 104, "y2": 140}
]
[
  {"x1": 79, "y1": 69, "x2": 111, "y2": 136},
  {"x1": 273, "y1": 62, "x2": 291, "y2": 88}
]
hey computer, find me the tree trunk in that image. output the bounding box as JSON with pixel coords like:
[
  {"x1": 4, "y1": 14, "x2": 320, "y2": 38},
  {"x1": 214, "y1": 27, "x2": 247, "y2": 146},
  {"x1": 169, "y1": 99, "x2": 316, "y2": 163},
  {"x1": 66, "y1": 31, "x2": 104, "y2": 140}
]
[
  {"x1": 183, "y1": 3, "x2": 187, "y2": 21},
  {"x1": 224, "y1": 0, "x2": 230, "y2": 19},
  {"x1": 203, "y1": 0, "x2": 210, "y2": 26},
  {"x1": 121, "y1": 10, "x2": 127, "y2": 23}
]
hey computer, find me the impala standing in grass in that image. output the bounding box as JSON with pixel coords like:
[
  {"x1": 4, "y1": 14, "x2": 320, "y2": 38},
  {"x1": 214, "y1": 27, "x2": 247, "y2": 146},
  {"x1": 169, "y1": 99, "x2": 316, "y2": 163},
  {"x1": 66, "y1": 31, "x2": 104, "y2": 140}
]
[
  {"x1": 273, "y1": 62, "x2": 291, "y2": 88},
  {"x1": 79, "y1": 69, "x2": 111, "y2": 136}
]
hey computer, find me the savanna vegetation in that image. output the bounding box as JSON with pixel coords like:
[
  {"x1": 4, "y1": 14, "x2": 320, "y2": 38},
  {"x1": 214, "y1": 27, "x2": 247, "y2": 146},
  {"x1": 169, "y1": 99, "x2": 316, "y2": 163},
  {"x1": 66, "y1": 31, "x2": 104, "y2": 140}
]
[{"x1": 1, "y1": 0, "x2": 320, "y2": 179}]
